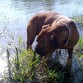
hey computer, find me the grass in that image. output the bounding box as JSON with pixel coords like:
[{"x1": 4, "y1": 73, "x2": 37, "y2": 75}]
[
  {"x1": 10, "y1": 49, "x2": 61, "y2": 82},
  {"x1": 3, "y1": 46, "x2": 68, "y2": 83},
  {"x1": 72, "y1": 15, "x2": 83, "y2": 24},
  {"x1": 75, "y1": 38, "x2": 83, "y2": 62},
  {"x1": 11, "y1": 49, "x2": 37, "y2": 82},
  {"x1": 4, "y1": 38, "x2": 82, "y2": 83},
  {"x1": 74, "y1": 38, "x2": 83, "y2": 70},
  {"x1": 74, "y1": 38, "x2": 83, "y2": 82},
  {"x1": 7, "y1": 48, "x2": 72, "y2": 83},
  {"x1": 71, "y1": 15, "x2": 83, "y2": 29}
]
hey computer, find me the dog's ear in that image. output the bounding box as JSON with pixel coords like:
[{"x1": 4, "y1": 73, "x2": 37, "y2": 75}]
[
  {"x1": 37, "y1": 24, "x2": 51, "y2": 41},
  {"x1": 42, "y1": 24, "x2": 51, "y2": 29}
]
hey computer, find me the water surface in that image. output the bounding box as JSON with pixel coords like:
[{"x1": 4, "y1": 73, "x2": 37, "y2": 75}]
[{"x1": 0, "y1": 0, "x2": 83, "y2": 41}]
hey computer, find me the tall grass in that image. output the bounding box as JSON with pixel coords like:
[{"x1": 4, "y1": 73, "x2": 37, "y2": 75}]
[
  {"x1": 4, "y1": 38, "x2": 82, "y2": 83},
  {"x1": 10, "y1": 48, "x2": 65, "y2": 83},
  {"x1": 71, "y1": 15, "x2": 83, "y2": 29},
  {"x1": 74, "y1": 38, "x2": 83, "y2": 68},
  {"x1": 75, "y1": 38, "x2": 83, "y2": 60},
  {"x1": 72, "y1": 15, "x2": 83, "y2": 25},
  {"x1": 6, "y1": 46, "x2": 74, "y2": 83}
]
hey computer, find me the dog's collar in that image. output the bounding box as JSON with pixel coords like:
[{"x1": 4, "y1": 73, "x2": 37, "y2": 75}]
[
  {"x1": 55, "y1": 16, "x2": 71, "y2": 44},
  {"x1": 54, "y1": 16, "x2": 71, "y2": 45},
  {"x1": 64, "y1": 24, "x2": 71, "y2": 44}
]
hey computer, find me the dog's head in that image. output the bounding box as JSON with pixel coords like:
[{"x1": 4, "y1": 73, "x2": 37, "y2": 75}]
[
  {"x1": 31, "y1": 24, "x2": 68, "y2": 56},
  {"x1": 31, "y1": 24, "x2": 58, "y2": 56}
]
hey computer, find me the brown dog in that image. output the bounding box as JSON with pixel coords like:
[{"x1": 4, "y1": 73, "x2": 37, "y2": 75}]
[
  {"x1": 27, "y1": 12, "x2": 60, "y2": 49},
  {"x1": 27, "y1": 12, "x2": 79, "y2": 69}
]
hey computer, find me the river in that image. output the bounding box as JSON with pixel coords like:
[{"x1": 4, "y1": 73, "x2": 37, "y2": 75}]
[
  {"x1": 0, "y1": 0, "x2": 83, "y2": 40},
  {"x1": 0, "y1": 0, "x2": 83, "y2": 82}
]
